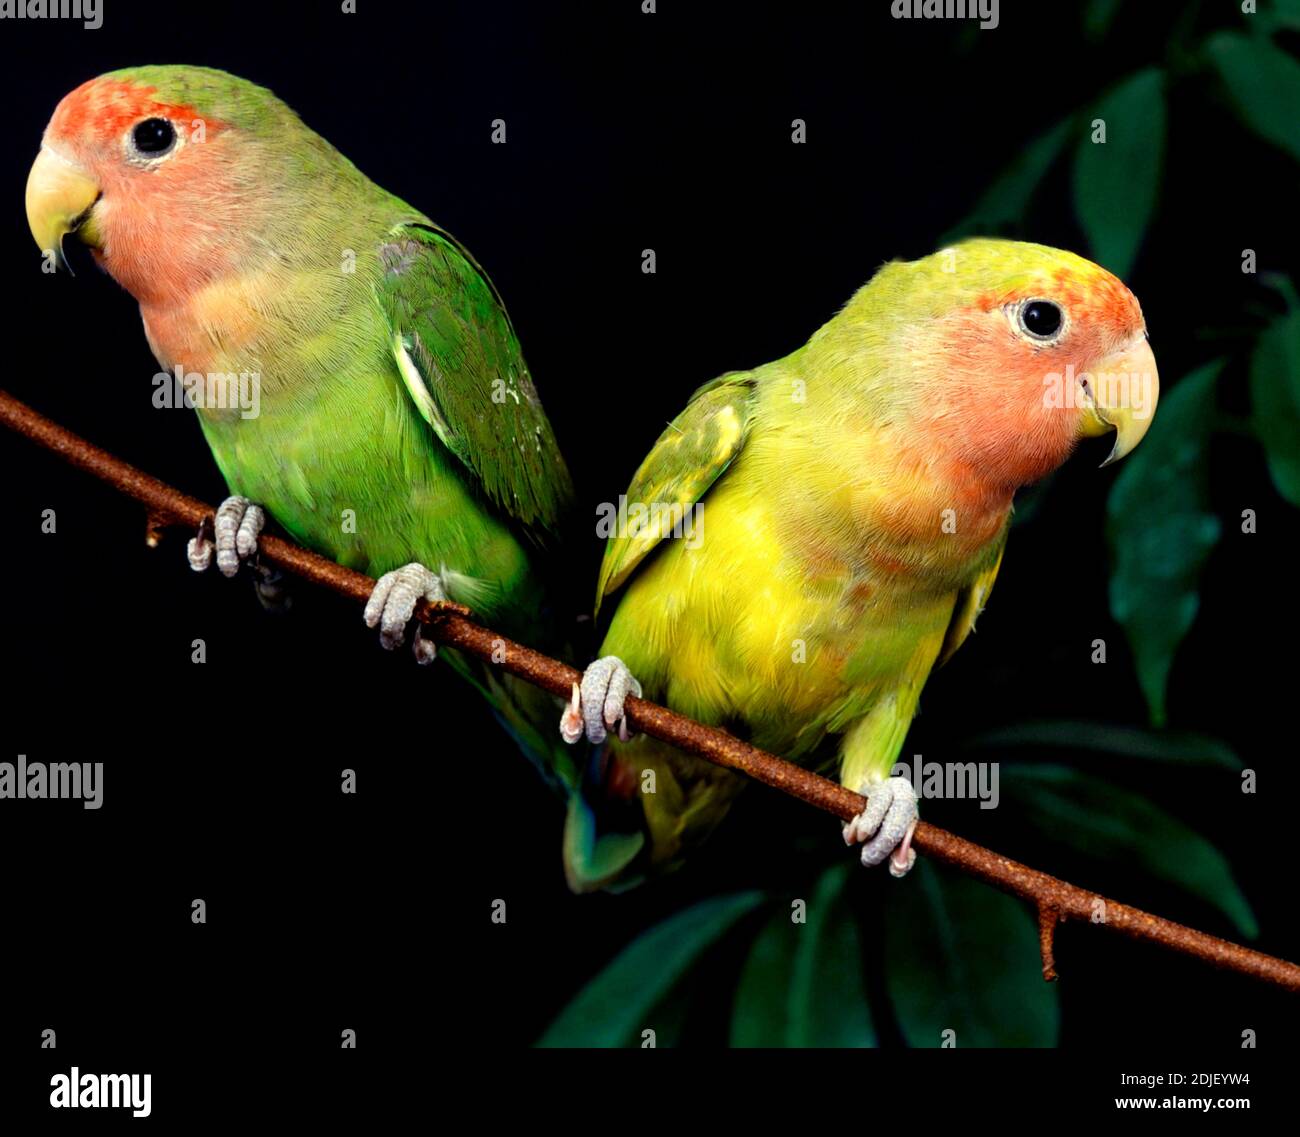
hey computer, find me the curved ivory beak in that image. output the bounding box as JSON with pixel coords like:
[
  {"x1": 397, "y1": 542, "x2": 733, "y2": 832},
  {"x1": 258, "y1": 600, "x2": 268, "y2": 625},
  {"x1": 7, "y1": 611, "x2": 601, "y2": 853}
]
[
  {"x1": 26, "y1": 146, "x2": 100, "y2": 275},
  {"x1": 1077, "y1": 335, "x2": 1160, "y2": 466}
]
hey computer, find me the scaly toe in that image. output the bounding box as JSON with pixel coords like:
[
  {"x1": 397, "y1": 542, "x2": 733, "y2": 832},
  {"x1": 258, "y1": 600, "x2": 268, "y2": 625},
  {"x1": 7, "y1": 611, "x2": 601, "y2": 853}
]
[
  {"x1": 364, "y1": 563, "x2": 446, "y2": 653},
  {"x1": 843, "y1": 780, "x2": 893, "y2": 846},
  {"x1": 213, "y1": 496, "x2": 264, "y2": 578},
  {"x1": 572, "y1": 656, "x2": 641, "y2": 745},
  {"x1": 559, "y1": 683, "x2": 585, "y2": 744},
  {"x1": 858, "y1": 776, "x2": 919, "y2": 870},
  {"x1": 889, "y1": 820, "x2": 918, "y2": 878},
  {"x1": 187, "y1": 515, "x2": 215, "y2": 572}
]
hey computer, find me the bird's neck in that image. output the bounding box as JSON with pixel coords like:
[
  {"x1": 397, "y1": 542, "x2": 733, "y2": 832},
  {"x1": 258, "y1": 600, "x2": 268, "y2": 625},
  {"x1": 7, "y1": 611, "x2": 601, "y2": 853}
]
[{"x1": 758, "y1": 358, "x2": 1025, "y2": 583}]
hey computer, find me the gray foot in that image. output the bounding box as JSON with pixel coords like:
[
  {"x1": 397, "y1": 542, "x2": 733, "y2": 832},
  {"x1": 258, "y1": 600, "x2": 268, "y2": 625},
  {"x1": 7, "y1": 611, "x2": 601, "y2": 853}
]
[
  {"x1": 188, "y1": 496, "x2": 265, "y2": 578},
  {"x1": 560, "y1": 655, "x2": 642, "y2": 745},
  {"x1": 842, "y1": 776, "x2": 919, "y2": 878},
  {"x1": 363, "y1": 562, "x2": 447, "y2": 664}
]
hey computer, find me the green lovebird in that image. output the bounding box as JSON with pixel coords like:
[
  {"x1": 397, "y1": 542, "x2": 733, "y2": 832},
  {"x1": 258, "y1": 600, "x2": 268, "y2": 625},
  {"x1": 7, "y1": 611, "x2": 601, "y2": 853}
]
[
  {"x1": 560, "y1": 239, "x2": 1159, "y2": 891},
  {"x1": 26, "y1": 65, "x2": 578, "y2": 782}
]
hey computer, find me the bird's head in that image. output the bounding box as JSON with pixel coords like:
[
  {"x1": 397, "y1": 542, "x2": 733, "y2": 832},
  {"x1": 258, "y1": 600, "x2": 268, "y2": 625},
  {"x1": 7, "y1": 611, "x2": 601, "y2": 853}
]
[
  {"x1": 816, "y1": 238, "x2": 1159, "y2": 487},
  {"x1": 25, "y1": 66, "x2": 314, "y2": 304}
]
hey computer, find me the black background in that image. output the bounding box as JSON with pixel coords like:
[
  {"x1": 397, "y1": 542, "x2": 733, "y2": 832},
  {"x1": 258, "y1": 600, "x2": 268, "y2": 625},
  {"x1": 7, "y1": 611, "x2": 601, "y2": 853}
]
[{"x1": 0, "y1": 0, "x2": 1294, "y2": 1114}]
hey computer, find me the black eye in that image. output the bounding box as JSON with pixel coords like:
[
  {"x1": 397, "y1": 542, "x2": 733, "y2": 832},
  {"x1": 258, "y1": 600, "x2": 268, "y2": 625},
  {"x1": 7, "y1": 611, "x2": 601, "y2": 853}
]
[
  {"x1": 1020, "y1": 300, "x2": 1063, "y2": 339},
  {"x1": 132, "y1": 118, "x2": 175, "y2": 155}
]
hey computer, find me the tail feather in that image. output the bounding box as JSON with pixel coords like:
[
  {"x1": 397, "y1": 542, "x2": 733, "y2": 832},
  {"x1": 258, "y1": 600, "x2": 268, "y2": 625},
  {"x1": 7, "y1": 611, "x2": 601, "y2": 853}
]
[{"x1": 562, "y1": 745, "x2": 648, "y2": 892}]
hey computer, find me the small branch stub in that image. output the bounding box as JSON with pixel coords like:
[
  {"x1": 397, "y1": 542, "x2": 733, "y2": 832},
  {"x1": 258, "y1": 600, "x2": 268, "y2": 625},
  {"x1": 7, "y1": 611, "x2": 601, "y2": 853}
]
[
  {"x1": 1038, "y1": 904, "x2": 1061, "y2": 983},
  {"x1": 145, "y1": 510, "x2": 169, "y2": 549}
]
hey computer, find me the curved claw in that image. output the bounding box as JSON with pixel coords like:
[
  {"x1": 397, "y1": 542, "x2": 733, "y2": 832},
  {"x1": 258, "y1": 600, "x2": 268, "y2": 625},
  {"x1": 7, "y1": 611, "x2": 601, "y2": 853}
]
[{"x1": 558, "y1": 656, "x2": 642, "y2": 745}]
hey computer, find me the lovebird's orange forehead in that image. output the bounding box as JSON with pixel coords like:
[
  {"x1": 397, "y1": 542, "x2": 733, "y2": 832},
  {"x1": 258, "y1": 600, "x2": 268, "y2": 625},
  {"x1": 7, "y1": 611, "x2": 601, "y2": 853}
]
[
  {"x1": 47, "y1": 76, "x2": 219, "y2": 146},
  {"x1": 974, "y1": 262, "x2": 1145, "y2": 338}
]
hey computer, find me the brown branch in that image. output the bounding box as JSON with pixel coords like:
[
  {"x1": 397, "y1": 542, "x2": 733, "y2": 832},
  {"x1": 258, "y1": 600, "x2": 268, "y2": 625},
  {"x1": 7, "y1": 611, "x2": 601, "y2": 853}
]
[{"x1": 3, "y1": 387, "x2": 1297, "y2": 993}]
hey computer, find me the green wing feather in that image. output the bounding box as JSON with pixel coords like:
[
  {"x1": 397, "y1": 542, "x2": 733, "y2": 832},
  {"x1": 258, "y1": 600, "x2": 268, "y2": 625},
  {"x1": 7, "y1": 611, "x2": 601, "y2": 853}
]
[
  {"x1": 595, "y1": 371, "x2": 757, "y2": 613},
  {"x1": 377, "y1": 222, "x2": 573, "y2": 541}
]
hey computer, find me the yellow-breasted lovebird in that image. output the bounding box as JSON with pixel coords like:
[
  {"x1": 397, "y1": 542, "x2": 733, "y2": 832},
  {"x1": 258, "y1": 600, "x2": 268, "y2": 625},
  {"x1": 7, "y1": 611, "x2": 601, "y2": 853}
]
[{"x1": 560, "y1": 239, "x2": 1158, "y2": 891}]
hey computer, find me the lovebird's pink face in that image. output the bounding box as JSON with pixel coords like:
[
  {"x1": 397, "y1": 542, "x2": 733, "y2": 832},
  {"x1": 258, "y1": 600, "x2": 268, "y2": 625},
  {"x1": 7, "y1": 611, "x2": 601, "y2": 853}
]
[
  {"x1": 26, "y1": 75, "x2": 247, "y2": 304},
  {"x1": 900, "y1": 248, "x2": 1160, "y2": 487}
]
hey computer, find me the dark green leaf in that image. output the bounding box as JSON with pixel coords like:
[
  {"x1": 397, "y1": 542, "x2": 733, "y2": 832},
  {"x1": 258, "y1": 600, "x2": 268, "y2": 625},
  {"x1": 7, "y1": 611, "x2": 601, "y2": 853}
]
[
  {"x1": 1084, "y1": 0, "x2": 1123, "y2": 42},
  {"x1": 1268, "y1": 0, "x2": 1300, "y2": 33},
  {"x1": 1072, "y1": 68, "x2": 1165, "y2": 278},
  {"x1": 966, "y1": 720, "x2": 1242, "y2": 770},
  {"x1": 536, "y1": 891, "x2": 764, "y2": 1047},
  {"x1": 1001, "y1": 765, "x2": 1258, "y2": 938},
  {"x1": 730, "y1": 863, "x2": 875, "y2": 1047},
  {"x1": 943, "y1": 118, "x2": 1073, "y2": 243},
  {"x1": 1107, "y1": 361, "x2": 1223, "y2": 726},
  {"x1": 886, "y1": 861, "x2": 1059, "y2": 1047},
  {"x1": 1250, "y1": 312, "x2": 1300, "y2": 506},
  {"x1": 1206, "y1": 33, "x2": 1300, "y2": 163}
]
